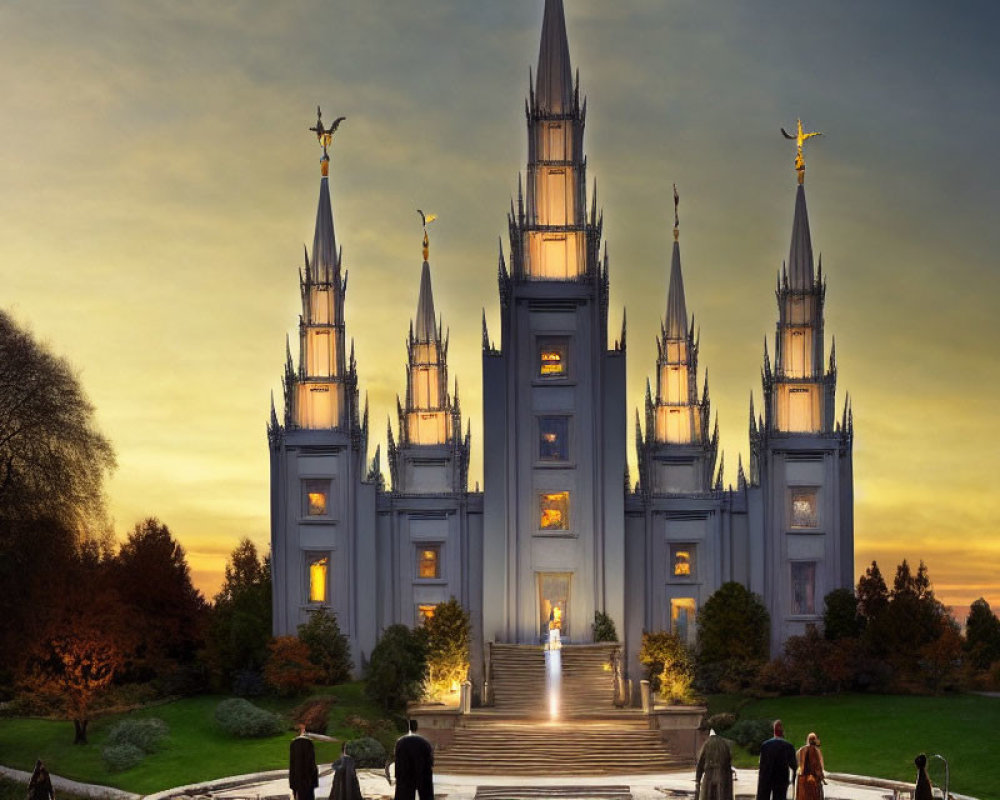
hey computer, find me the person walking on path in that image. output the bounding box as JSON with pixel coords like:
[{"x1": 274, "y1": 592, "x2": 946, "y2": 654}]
[
  {"x1": 27, "y1": 760, "x2": 54, "y2": 800},
  {"x1": 756, "y1": 720, "x2": 797, "y2": 800},
  {"x1": 330, "y1": 741, "x2": 363, "y2": 800},
  {"x1": 795, "y1": 732, "x2": 825, "y2": 800},
  {"x1": 913, "y1": 754, "x2": 933, "y2": 800},
  {"x1": 696, "y1": 729, "x2": 734, "y2": 800},
  {"x1": 289, "y1": 723, "x2": 319, "y2": 800},
  {"x1": 393, "y1": 719, "x2": 434, "y2": 800}
]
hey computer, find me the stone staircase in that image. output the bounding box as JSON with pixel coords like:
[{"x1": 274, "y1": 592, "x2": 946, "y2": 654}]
[
  {"x1": 474, "y1": 785, "x2": 633, "y2": 800},
  {"x1": 434, "y1": 643, "x2": 683, "y2": 777},
  {"x1": 489, "y1": 643, "x2": 619, "y2": 715}
]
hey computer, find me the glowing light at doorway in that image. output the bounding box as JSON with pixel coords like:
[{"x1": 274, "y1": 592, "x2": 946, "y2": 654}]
[{"x1": 545, "y1": 629, "x2": 562, "y2": 720}]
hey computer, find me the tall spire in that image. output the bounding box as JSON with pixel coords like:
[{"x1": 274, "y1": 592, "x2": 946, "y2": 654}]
[
  {"x1": 535, "y1": 0, "x2": 573, "y2": 114},
  {"x1": 787, "y1": 184, "x2": 814, "y2": 291},
  {"x1": 308, "y1": 107, "x2": 347, "y2": 282},
  {"x1": 414, "y1": 260, "x2": 438, "y2": 343},
  {"x1": 665, "y1": 186, "x2": 688, "y2": 338}
]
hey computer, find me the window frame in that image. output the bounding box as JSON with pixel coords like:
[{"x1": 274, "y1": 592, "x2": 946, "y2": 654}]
[
  {"x1": 668, "y1": 543, "x2": 697, "y2": 582},
  {"x1": 788, "y1": 486, "x2": 820, "y2": 531},
  {"x1": 537, "y1": 490, "x2": 571, "y2": 533},
  {"x1": 536, "y1": 336, "x2": 570, "y2": 380},
  {"x1": 537, "y1": 415, "x2": 572, "y2": 464},
  {"x1": 302, "y1": 477, "x2": 335, "y2": 520},
  {"x1": 304, "y1": 551, "x2": 331, "y2": 606},
  {"x1": 415, "y1": 543, "x2": 444, "y2": 582},
  {"x1": 790, "y1": 560, "x2": 818, "y2": 616}
]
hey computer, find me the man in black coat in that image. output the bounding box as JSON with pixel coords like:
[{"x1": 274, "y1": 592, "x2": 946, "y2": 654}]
[
  {"x1": 290, "y1": 723, "x2": 319, "y2": 800},
  {"x1": 394, "y1": 719, "x2": 434, "y2": 800},
  {"x1": 755, "y1": 719, "x2": 797, "y2": 800}
]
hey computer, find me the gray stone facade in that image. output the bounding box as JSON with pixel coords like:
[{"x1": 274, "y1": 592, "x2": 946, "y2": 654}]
[{"x1": 269, "y1": 0, "x2": 854, "y2": 691}]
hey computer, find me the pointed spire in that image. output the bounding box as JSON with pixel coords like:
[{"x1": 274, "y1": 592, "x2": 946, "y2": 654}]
[
  {"x1": 481, "y1": 309, "x2": 490, "y2": 351},
  {"x1": 787, "y1": 184, "x2": 815, "y2": 291},
  {"x1": 665, "y1": 237, "x2": 689, "y2": 339},
  {"x1": 414, "y1": 260, "x2": 438, "y2": 343},
  {"x1": 310, "y1": 160, "x2": 338, "y2": 283},
  {"x1": 535, "y1": 0, "x2": 573, "y2": 114}
]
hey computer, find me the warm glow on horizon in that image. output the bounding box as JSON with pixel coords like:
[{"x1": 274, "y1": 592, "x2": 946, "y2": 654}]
[{"x1": 1, "y1": 1, "x2": 996, "y2": 617}]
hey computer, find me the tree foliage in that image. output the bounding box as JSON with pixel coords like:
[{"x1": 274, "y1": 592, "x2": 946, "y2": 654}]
[
  {"x1": 856, "y1": 561, "x2": 889, "y2": 622},
  {"x1": 696, "y1": 582, "x2": 769, "y2": 691},
  {"x1": 298, "y1": 608, "x2": 352, "y2": 685},
  {"x1": 592, "y1": 610, "x2": 619, "y2": 643},
  {"x1": 365, "y1": 624, "x2": 427, "y2": 711},
  {"x1": 207, "y1": 538, "x2": 272, "y2": 689},
  {"x1": 264, "y1": 636, "x2": 322, "y2": 696},
  {"x1": 423, "y1": 598, "x2": 471, "y2": 700},
  {"x1": 639, "y1": 630, "x2": 695, "y2": 703},
  {"x1": 965, "y1": 598, "x2": 1000, "y2": 671},
  {"x1": 823, "y1": 588, "x2": 863, "y2": 641},
  {"x1": 0, "y1": 310, "x2": 115, "y2": 533}
]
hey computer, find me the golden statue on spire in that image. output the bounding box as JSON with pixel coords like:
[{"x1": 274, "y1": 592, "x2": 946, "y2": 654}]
[
  {"x1": 310, "y1": 106, "x2": 346, "y2": 176},
  {"x1": 781, "y1": 118, "x2": 822, "y2": 185},
  {"x1": 672, "y1": 183, "x2": 680, "y2": 242},
  {"x1": 417, "y1": 209, "x2": 438, "y2": 261}
]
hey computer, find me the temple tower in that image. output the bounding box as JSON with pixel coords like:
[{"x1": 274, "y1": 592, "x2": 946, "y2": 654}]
[
  {"x1": 750, "y1": 125, "x2": 854, "y2": 650},
  {"x1": 268, "y1": 113, "x2": 378, "y2": 668},
  {"x1": 482, "y1": 0, "x2": 627, "y2": 646}
]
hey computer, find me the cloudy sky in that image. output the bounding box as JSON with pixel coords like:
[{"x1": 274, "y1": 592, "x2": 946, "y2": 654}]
[{"x1": 1, "y1": 1, "x2": 997, "y2": 614}]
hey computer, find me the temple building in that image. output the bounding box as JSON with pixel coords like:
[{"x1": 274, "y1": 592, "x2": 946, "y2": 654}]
[{"x1": 268, "y1": 0, "x2": 854, "y2": 692}]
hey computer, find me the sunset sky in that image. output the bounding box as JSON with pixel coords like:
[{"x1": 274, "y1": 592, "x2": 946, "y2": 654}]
[{"x1": 1, "y1": 1, "x2": 997, "y2": 615}]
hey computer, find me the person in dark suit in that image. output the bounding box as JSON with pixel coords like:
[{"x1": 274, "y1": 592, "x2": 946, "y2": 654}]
[
  {"x1": 289, "y1": 723, "x2": 319, "y2": 800},
  {"x1": 756, "y1": 719, "x2": 797, "y2": 800},
  {"x1": 394, "y1": 719, "x2": 434, "y2": 800},
  {"x1": 330, "y1": 741, "x2": 363, "y2": 800}
]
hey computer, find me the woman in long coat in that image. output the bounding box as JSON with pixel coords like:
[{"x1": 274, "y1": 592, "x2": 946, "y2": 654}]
[
  {"x1": 696, "y1": 731, "x2": 734, "y2": 800},
  {"x1": 913, "y1": 754, "x2": 933, "y2": 800},
  {"x1": 330, "y1": 743, "x2": 363, "y2": 800},
  {"x1": 795, "y1": 733, "x2": 825, "y2": 800},
  {"x1": 27, "y1": 760, "x2": 54, "y2": 800}
]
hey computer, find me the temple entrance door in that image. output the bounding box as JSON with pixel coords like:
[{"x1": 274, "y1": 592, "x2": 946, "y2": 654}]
[{"x1": 538, "y1": 572, "x2": 572, "y2": 642}]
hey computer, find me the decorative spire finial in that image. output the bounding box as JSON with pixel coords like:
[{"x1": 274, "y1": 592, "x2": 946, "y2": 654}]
[
  {"x1": 310, "y1": 106, "x2": 346, "y2": 177},
  {"x1": 781, "y1": 118, "x2": 822, "y2": 185},
  {"x1": 672, "y1": 183, "x2": 680, "y2": 242},
  {"x1": 417, "y1": 209, "x2": 438, "y2": 261}
]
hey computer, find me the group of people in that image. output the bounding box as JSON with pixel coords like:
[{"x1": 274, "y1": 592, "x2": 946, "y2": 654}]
[
  {"x1": 288, "y1": 719, "x2": 434, "y2": 800},
  {"x1": 697, "y1": 719, "x2": 936, "y2": 800}
]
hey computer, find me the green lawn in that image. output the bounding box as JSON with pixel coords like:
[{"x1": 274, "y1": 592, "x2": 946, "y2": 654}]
[
  {"x1": 0, "y1": 683, "x2": 397, "y2": 795},
  {"x1": 723, "y1": 693, "x2": 999, "y2": 800}
]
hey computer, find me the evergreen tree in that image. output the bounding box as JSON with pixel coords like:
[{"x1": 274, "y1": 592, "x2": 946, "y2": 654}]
[
  {"x1": 856, "y1": 561, "x2": 889, "y2": 621},
  {"x1": 822, "y1": 588, "x2": 863, "y2": 640},
  {"x1": 696, "y1": 582, "x2": 769, "y2": 690},
  {"x1": 965, "y1": 598, "x2": 1000, "y2": 671},
  {"x1": 365, "y1": 624, "x2": 427, "y2": 711},
  {"x1": 423, "y1": 598, "x2": 471, "y2": 700},
  {"x1": 298, "y1": 608, "x2": 352, "y2": 684}
]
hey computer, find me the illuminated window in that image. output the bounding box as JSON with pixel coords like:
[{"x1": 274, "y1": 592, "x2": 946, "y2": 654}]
[
  {"x1": 539, "y1": 492, "x2": 570, "y2": 531},
  {"x1": 539, "y1": 417, "x2": 569, "y2": 461},
  {"x1": 791, "y1": 562, "x2": 817, "y2": 615},
  {"x1": 303, "y1": 479, "x2": 329, "y2": 517},
  {"x1": 790, "y1": 488, "x2": 819, "y2": 529},
  {"x1": 671, "y1": 598, "x2": 696, "y2": 644},
  {"x1": 538, "y1": 339, "x2": 568, "y2": 377},
  {"x1": 417, "y1": 545, "x2": 441, "y2": 579},
  {"x1": 308, "y1": 555, "x2": 328, "y2": 604},
  {"x1": 417, "y1": 604, "x2": 437, "y2": 623},
  {"x1": 670, "y1": 544, "x2": 695, "y2": 578}
]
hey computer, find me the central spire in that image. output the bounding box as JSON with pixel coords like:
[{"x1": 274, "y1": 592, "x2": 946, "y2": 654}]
[
  {"x1": 787, "y1": 185, "x2": 814, "y2": 291},
  {"x1": 535, "y1": 0, "x2": 573, "y2": 114},
  {"x1": 415, "y1": 260, "x2": 438, "y2": 343}
]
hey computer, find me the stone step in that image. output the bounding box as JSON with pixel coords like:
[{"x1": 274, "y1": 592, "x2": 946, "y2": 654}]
[{"x1": 474, "y1": 786, "x2": 632, "y2": 800}]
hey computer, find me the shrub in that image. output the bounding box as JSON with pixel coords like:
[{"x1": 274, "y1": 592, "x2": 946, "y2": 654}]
[
  {"x1": 298, "y1": 609, "x2": 352, "y2": 685},
  {"x1": 232, "y1": 668, "x2": 267, "y2": 697},
  {"x1": 639, "y1": 630, "x2": 695, "y2": 703},
  {"x1": 592, "y1": 611, "x2": 618, "y2": 643},
  {"x1": 265, "y1": 636, "x2": 322, "y2": 696},
  {"x1": 292, "y1": 696, "x2": 337, "y2": 734},
  {"x1": 423, "y1": 599, "x2": 471, "y2": 701},
  {"x1": 727, "y1": 718, "x2": 774, "y2": 755},
  {"x1": 697, "y1": 582, "x2": 769, "y2": 692},
  {"x1": 214, "y1": 697, "x2": 282, "y2": 738},
  {"x1": 365, "y1": 624, "x2": 427, "y2": 711},
  {"x1": 102, "y1": 742, "x2": 145, "y2": 772},
  {"x1": 345, "y1": 736, "x2": 387, "y2": 768},
  {"x1": 703, "y1": 712, "x2": 737, "y2": 734},
  {"x1": 104, "y1": 718, "x2": 169, "y2": 753}
]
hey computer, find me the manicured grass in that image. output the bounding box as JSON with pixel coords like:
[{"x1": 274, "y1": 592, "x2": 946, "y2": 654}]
[
  {"x1": 0, "y1": 683, "x2": 398, "y2": 795},
  {"x1": 723, "y1": 693, "x2": 999, "y2": 800}
]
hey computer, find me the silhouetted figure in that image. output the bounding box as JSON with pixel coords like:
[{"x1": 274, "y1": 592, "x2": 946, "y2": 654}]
[
  {"x1": 913, "y1": 754, "x2": 933, "y2": 800},
  {"x1": 696, "y1": 730, "x2": 734, "y2": 800},
  {"x1": 290, "y1": 723, "x2": 319, "y2": 800},
  {"x1": 794, "y1": 732, "x2": 825, "y2": 800},
  {"x1": 330, "y1": 741, "x2": 363, "y2": 800},
  {"x1": 394, "y1": 719, "x2": 434, "y2": 800},
  {"x1": 756, "y1": 720, "x2": 797, "y2": 800},
  {"x1": 27, "y1": 760, "x2": 54, "y2": 800}
]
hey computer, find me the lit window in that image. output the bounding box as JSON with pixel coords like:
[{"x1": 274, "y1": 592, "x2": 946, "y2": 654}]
[
  {"x1": 538, "y1": 339, "x2": 568, "y2": 377},
  {"x1": 539, "y1": 417, "x2": 569, "y2": 461},
  {"x1": 304, "y1": 479, "x2": 329, "y2": 517},
  {"x1": 308, "y1": 555, "x2": 328, "y2": 604},
  {"x1": 791, "y1": 562, "x2": 816, "y2": 615},
  {"x1": 418, "y1": 545, "x2": 440, "y2": 579},
  {"x1": 540, "y1": 492, "x2": 570, "y2": 531},
  {"x1": 671, "y1": 545, "x2": 694, "y2": 578},
  {"x1": 671, "y1": 598, "x2": 696, "y2": 644},
  {"x1": 790, "y1": 488, "x2": 819, "y2": 528},
  {"x1": 418, "y1": 604, "x2": 437, "y2": 623}
]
